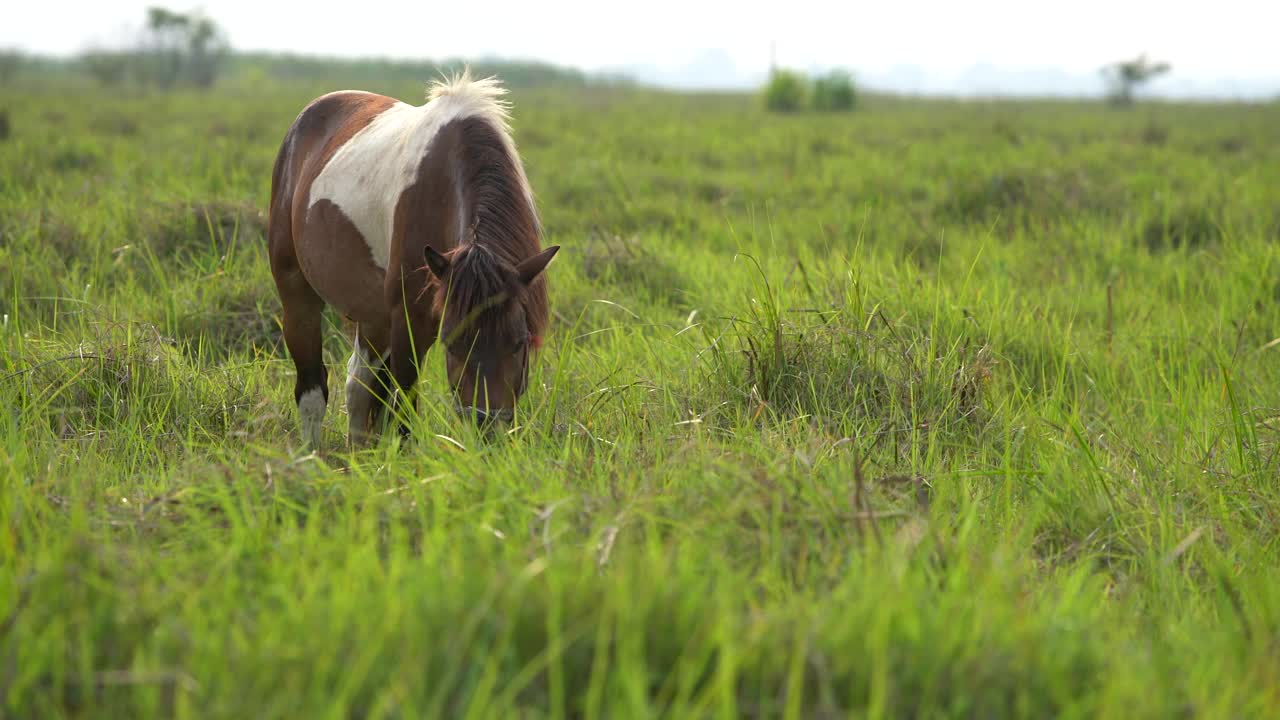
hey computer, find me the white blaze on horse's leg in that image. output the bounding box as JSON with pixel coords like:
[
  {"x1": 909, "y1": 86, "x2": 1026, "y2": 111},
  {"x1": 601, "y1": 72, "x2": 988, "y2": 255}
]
[
  {"x1": 345, "y1": 343, "x2": 379, "y2": 445},
  {"x1": 298, "y1": 387, "x2": 326, "y2": 449}
]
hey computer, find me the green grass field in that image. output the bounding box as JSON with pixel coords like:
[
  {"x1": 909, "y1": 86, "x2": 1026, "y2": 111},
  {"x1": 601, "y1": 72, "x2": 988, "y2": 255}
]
[{"x1": 2, "y1": 75, "x2": 1279, "y2": 718}]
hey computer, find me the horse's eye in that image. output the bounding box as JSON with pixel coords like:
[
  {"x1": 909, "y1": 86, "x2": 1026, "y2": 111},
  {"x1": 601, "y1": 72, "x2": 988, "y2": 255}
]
[{"x1": 512, "y1": 339, "x2": 526, "y2": 356}]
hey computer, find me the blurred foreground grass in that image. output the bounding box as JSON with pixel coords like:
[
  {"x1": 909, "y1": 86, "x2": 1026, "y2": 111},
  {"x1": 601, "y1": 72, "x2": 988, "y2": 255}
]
[{"x1": 2, "y1": 78, "x2": 1279, "y2": 717}]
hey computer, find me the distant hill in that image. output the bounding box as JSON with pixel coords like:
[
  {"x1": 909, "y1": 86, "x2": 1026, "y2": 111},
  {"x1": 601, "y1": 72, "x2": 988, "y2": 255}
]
[
  {"x1": 606, "y1": 49, "x2": 1279, "y2": 101},
  {"x1": 0, "y1": 50, "x2": 636, "y2": 93},
  {"x1": 228, "y1": 52, "x2": 634, "y2": 91},
  {"x1": 7, "y1": 46, "x2": 1275, "y2": 101},
  {"x1": 607, "y1": 49, "x2": 764, "y2": 91},
  {"x1": 854, "y1": 63, "x2": 1280, "y2": 101}
]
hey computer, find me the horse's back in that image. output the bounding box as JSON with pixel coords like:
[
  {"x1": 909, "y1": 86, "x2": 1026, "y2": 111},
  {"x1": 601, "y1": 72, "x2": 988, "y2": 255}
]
[
  {"x1": 269, "y1": 90, "x2": 403, "y2": 328},
  {"x1": 270, "y1": 90, "x2": 398, "y2": 215}
]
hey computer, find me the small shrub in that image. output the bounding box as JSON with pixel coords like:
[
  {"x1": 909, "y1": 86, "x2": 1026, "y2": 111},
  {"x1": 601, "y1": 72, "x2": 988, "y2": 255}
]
[
  {"x1": 697, "y1": 258, "x2": 998, "y2": 445},
  {"x1": 1141, "y1": 206, "x2": 1221, "y2": 251},
  {"x1": 3, "y1": 322, "x2": 256, "y2": 444},
  {"x1": 146, "y1": 200, "x2": 266, "y2": 259},
  {"x1": 51, "y1": 141, "x2": 101, "y2": 173},
  {"x1": 92, "y1": 113, "x2": 139, "y2": 137},
  {"x1": 937, "y1": 169, "x2": 1108, "y2": 227},
  {"x1": 174, "y1": 281, "x2": 282, "y2": 359},
  {"x1": 81, "y1": 51, "x2": 131, "y2": 87},
  {"x1": 1216, "y1": 136, "x2": 1245, "y2": 153},
  {"x1": 812, "y1": 70, "x2": 857, "y2": 112},
  {"x1": 1140, "y1": 121, "x2": 1168, "y2": 146},
  {"x1": 992, "y1": 119, "x2": 1022, "y2": 145},
  {"x1": 580, "y1": 232, "x2": 685, "y2": 305},
  {"x1": 763, "y1": 69, "x2": 806, "y2": 113},
  {"x1": 939, "y1": 171, "x2": 1034, "y2": 224}
]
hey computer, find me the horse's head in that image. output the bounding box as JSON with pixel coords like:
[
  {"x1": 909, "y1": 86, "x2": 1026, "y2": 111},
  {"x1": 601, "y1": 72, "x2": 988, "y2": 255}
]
[{"x1": 424, "y1": 243, "x2": 559, "y2": 425}]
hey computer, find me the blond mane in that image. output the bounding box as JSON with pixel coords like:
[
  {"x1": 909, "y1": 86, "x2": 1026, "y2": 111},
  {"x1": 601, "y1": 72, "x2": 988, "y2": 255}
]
[{"x1": 426, "y1": 69, "x2": 512, "y2": 133}]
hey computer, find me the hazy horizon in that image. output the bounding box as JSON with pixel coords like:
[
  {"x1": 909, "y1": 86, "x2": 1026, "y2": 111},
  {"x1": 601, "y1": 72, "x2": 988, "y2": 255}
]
[{"x1": 5, "y1": 0, "x2": 1278, "y2": 99}]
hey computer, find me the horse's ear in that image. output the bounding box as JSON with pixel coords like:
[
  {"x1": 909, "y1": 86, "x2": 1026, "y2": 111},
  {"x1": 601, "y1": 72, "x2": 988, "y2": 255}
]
[
  {"x1": 516, "y1": 245, "x2": 560, "y2": 286},
  {"x1": 423, "y1": 245, "x2": 450, "y2": 279}
]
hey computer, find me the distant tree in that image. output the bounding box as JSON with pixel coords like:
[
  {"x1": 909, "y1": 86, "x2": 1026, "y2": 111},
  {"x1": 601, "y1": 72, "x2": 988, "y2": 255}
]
[
  {"x1": 1103, "y1": 54, "x2": 1170, "y2": 107},
  {"x1": 81, "y1": 6, "x2": 229, "y2": 89},
  {"x1": 140, "y1": 7, "x2": 229, "y2": 88},
  {"x1": 183, "y1": 13, "x2": 229, "y2": 87},
  {"x1": 139, "y1": 7, "x2": 189, "y2": 88},
  {"x1": 764, "y1": 68, "x2": 806, "y2": 112},
  {"x1": 812, "y1": 69, "x2": 857, "y2": 111},
  {"x1": 0, "y1": 49, "x2": 24, "y2": 86}
]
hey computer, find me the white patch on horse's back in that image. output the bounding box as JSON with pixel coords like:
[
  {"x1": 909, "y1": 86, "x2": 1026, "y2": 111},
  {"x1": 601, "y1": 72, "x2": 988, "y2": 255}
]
[
  {"x1": 298, "y1": 386, "x2": 327, "y2": 448},
  {"x1": 308, "y1": 73, "x2": 529, "y2": 270}
]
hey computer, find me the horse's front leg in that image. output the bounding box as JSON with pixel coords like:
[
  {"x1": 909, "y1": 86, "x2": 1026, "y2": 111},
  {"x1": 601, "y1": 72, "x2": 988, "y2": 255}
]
[
  {"x1": 344, "y1": 323, "x2": 392, "y2": 448},
  {"x1": 387, "y1": 306, "x2": 437, "y2": 440}
]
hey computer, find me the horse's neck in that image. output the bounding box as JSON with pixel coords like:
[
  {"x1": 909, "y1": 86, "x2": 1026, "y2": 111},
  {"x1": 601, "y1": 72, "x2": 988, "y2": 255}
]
[{"x1": 448, "y1": 123, "x2": 535, "y2": 264}]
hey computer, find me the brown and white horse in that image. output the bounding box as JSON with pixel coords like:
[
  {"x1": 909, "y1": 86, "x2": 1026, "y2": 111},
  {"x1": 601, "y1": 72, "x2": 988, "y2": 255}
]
[{"x1": 267, "y1": 73, "x2": 559, "y2": 448}]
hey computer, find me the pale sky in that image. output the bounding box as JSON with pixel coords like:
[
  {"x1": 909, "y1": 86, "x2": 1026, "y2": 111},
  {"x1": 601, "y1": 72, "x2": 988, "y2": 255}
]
[{"x1": 5, "y1": 1, "x2": 1278, "y2": 95}]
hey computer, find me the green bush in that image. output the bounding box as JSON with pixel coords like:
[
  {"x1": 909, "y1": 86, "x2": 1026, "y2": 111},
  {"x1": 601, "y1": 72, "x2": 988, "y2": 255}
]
[
  {"x1": 764, "y1": 68, "x2": 857, "y2": 113},
  {"x1": 812, "y1": 69, "x2": 857, "y2": 111},
  {"x1": 763, "y1": 69, "x2": 806, "y2": 112}
]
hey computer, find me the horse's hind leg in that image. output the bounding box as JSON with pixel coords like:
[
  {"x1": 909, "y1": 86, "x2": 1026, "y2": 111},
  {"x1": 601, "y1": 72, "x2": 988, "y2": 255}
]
[
  {"x1": 345, "y1": 323, "x2": 391, "y2": 447},
  {"x1": 271, "y1": 251, "x2": 329, "y2": 450}
]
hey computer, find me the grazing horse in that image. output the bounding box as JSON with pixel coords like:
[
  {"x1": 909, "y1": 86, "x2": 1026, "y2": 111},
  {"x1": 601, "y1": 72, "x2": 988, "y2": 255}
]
[{"x1": 267, "y1": 72, "x2": 560, "y2": 448}]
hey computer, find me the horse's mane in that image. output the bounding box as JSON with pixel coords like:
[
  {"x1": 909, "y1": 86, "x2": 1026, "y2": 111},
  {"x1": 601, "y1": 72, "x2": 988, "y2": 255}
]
[
  {"x1": 424, "y1": 71, "x2": 548, "y2": 342},
  {"x1": 435, "y1": 244, "x2": 518, "y2": 346},
  {"x1": 426, "y1": 69, "x2": 513, "y2": 133}
]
